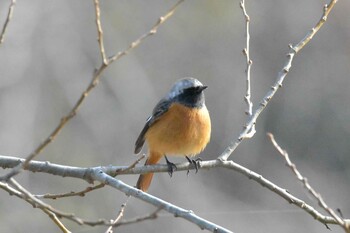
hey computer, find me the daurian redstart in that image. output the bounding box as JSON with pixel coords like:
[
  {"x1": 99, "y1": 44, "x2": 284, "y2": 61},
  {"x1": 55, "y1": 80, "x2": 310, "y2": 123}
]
[{"x1": 134, "y1": 77, "x2": 211, "y2": 192}]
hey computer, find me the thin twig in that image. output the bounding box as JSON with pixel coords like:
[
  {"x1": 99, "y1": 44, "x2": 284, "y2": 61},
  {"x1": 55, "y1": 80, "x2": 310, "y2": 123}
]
[
  {"x1": 219, "y1": 0, "x2": 338, "y2": 161},
  {"x1": 0, "y1": 0, "x2": 185, "y2": 182},
  {"x1": 0, "y1": 0, "x2": 16, "y2": 45},
  {"x1": 267, "y1": 133, "x2": 350, "y2": 232},
  {"x1": 116, "y1": 154, "x2": 145, "y2": 175},
  {"x1": 1, "y1": 181, "x2": 70, "y2": 233},
  {"x1": 1, "y1": 179, "x2": 132, "y2": 228},
  {"x1": 114, "y1": 208, "x2": 161, "y2": 227},
  {"x1": 94, "y1": 0, "x2": 107, "y2": 64},
  {"x1": 35, "y1": 183, "x2": 105, "y2": 199},
  {"x1": 105, "y1": 154, "x2": 145, "y2": 232},
  {"x1": 240, "y1": 0, "x2": 255, "y2": 139},
  {"x1": 240, "y1": 0, "x2": 253, "y2": 116},
  {"x1": 7, "y1": 179, "x2": 72, "y2": 233},
  {"x1": 108, "y1": 0, "x2": 184, "y2": 63},
  {"x1": 105, "y1": 196, "x2": 130, "y2": 233}
]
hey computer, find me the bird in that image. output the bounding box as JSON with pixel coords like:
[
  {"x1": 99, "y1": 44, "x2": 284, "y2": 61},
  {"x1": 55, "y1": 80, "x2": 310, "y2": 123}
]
[{"x1": 134, "y1": 77, "x2": 211, "y2": 192}]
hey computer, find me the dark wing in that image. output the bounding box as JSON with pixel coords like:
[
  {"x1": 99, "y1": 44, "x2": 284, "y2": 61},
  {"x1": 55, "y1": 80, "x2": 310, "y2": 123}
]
[{"x1": 134, "y1": 98, "x2": 172, "y2": 154}]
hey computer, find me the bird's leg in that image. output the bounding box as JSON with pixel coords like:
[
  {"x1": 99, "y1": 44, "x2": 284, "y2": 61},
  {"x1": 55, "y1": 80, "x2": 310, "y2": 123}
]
[
  {"x1": 164, "y1": 156, "x2": 177, "y2": 177},
  {"x1": 185, "y1": 156, "x2": 202, "y2": 175}
]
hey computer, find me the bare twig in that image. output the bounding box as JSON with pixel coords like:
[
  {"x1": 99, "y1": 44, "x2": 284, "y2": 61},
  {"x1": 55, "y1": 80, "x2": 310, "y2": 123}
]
[
  {"x1": 1, "y1": 178, "x2": 136, "y2": 228},
  {"x1": 0, "y1": 0, "x2": 16, "y2": 45},
  {"x1": 108, "y1": 0, "x2": 184, "y2": 63},
  {"x1": 94, "y1": 0, "x2": 107, "y2": 64},
  {"x1": 114, "y1": 208, "x2": 161, "y2": 227},
  {"x1": 35, "y1": 183, "x2": 105, "y2": 199},
  {"x1": 6, "y1": 179, "x2": 72, "y2": 233},
  {"x1": 116, "y1": 154, "x2": 145, "y2": 175},
  {"x1": 2, "y1": 155, "x2": 349, "y2": 228},
  {"x1": 0, "y1": 0, "x2": 185, "y2": 182},
  {"x1": 240, "y1": 0, "x2": 255, "y2": 139},
  {"x1": 1, "y1": 181, "x2": 71, "y2": 233},
  {"x1": 267, "y1": 133, "x2": 350, "y2": 232},
  {"x1": 105, "y1": 196, "x2": 130, "y2": 233},
  {"x1": 240, "y1": 0, "x2": 253, "y2": 116},
  {"x1": 294, "y1": 1, "x2": 338, "y2": 53},
  {"x1": 219, "y1": 0, "x2": 338, "y2": 161}
]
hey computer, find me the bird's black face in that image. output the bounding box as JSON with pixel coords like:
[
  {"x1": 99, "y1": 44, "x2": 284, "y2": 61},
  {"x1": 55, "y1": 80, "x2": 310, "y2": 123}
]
[{"x1": 175, "y1": 85, "x2": 207, "y2": 108}]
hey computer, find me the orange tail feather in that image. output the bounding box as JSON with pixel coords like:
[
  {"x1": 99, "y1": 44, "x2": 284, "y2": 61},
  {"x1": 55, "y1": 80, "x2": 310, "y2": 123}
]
[{"x1": 136, "y1": 151, "x2": 162, "y2": 192}]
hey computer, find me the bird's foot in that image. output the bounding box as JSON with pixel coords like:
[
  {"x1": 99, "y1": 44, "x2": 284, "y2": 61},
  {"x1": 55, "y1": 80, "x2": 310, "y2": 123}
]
[
  {"x1": 186, "y1": 156, "x2": 202, "y2": 175},
  {"x1": 165, "y1": 156, "x2": 177, "y2": 177}
]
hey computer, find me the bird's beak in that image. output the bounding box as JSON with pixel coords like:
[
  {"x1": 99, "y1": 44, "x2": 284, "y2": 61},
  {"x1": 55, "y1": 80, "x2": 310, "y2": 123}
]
[{"x1": 200, "y1": 85, "x2": 208, "y2": 91}]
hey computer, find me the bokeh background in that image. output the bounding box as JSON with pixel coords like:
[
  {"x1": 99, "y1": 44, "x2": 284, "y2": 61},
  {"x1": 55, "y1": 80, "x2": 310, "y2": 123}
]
[{"x1": 0, "y1": 0, "x2": 350, "y2": 232}]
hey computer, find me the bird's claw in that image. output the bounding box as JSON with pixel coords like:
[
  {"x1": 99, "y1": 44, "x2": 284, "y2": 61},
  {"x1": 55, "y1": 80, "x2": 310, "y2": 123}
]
[
  {"x1": 165, "y1": 156, "x2": 177, "y2": 177},
  {"x1": 186, "y1": 156, "x2": 202, "y2": 175}
]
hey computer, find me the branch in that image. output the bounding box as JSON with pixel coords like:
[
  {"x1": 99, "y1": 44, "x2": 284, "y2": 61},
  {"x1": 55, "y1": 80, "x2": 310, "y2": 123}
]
[
  {"x1": 108, "y1": 0, "x2": 184, "y2": 63},
  {"x1": 0, "y1": 0, "x2": 16, "y2": 45},
  {"x1": 219, "y1": 0, "x2": 338, "y2": 161},
  {"x1": 91, "y1": 169, "x2": 234, "y2": 233},
  {"x1": 105, "y1": 195, "x2": 130, "y2": 233},
  {"x1": 267, "y1": 133, "x2": 350, "y2": 232},
  {"x1": 94, "y1": 0, "x2": 107, "y2": 64},
  {"x1": 240, "y1": 0, "x2": 253, "y2": 117},
  {"x1": 0, "y1": 178, "x2": 152, "y2": 229},
  {"x1": 34, "y1": 183, "x2": 105, "y2": 199},
  {"x1": 113, "y1": 208, "x2": 161, "y2": 228},
  {"x1": 5, "y1": 179, "x2": 72, "y2": 233},
  {"x1": 0, "y1": 0, "x2": 185, "y2": 182},
  {"x1": 1, "y1": 154, "x2": 349, "y2": 228}
]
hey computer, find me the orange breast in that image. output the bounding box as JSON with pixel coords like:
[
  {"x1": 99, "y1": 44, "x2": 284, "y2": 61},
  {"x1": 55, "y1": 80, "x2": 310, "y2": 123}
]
[{"x1": 145, "y1": 103, "x2": 211, "y2": 156}]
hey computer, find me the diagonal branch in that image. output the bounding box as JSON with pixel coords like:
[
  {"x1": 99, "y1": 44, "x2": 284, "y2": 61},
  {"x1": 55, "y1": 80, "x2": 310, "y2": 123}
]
[
  {"x1": 0, "y1": 0, "x2": 185, "y2": 182},
  {"x1": 0, "y1": 0, "x2": 16, "y2": 45},
  {"x1": 34, "y1": 183, "x2": 105, "y2": 199},
  {"x1": 91, "y1": 169, "x2": 234, "y2": 233},
  {"x1": 108, "y1": 0, "x2": 184, "y2": 63},
  {"x1": 267, "y1": 133, "x2": 350, "y2": 232},
  {"x1": 0, "y1": 178, "x2": 151, "y2": 229},
  {"x1": 5, "y1": 179, "x2": 72, "y2": 233},
  {"x1": 219, "y1": 0, "x2": 338, "y2": 161},
  {"x1": 113, "y1": 208, "x2": 161, "y2": 228},
  {"x1": 105, "y1": 196, "x2": 130, "y2": 233}
]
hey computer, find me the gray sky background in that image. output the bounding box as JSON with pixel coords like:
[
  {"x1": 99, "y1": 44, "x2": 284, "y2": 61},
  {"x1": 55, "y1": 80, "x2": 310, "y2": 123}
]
[{"x1": 0, "y1": 1, "x2": 349, "y2": 232}]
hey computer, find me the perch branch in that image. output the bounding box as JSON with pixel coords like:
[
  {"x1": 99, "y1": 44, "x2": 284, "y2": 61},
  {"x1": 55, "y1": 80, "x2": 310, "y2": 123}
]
[{"x1": 1, "y1": 154, "x2": 348, "y2": 228}]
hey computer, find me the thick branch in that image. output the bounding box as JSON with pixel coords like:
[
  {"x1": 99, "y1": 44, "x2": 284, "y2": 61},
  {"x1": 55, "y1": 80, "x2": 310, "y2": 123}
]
[
  {"x1": 91, "y1": 169, "x2": 234, "y2": 233},
  {"x1": 1, "y1": 154, "x2": 348, "y2": 227}
]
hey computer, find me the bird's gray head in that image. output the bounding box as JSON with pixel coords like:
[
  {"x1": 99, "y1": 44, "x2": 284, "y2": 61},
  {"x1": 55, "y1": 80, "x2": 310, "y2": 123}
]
[{"x1": 167, "y1": 77, "x2": 207, "y2": 108}]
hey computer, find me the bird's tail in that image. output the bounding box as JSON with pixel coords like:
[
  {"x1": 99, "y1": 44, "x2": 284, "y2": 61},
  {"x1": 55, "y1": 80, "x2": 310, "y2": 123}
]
[{"x1": 136, "y1": 151, "x2": 162, "y2": 192}]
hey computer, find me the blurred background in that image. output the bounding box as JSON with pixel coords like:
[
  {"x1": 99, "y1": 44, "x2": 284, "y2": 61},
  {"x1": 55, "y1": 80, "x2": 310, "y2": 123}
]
[{"x1": 0, "y1": 0, "x2": 349, "y2": 232}]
